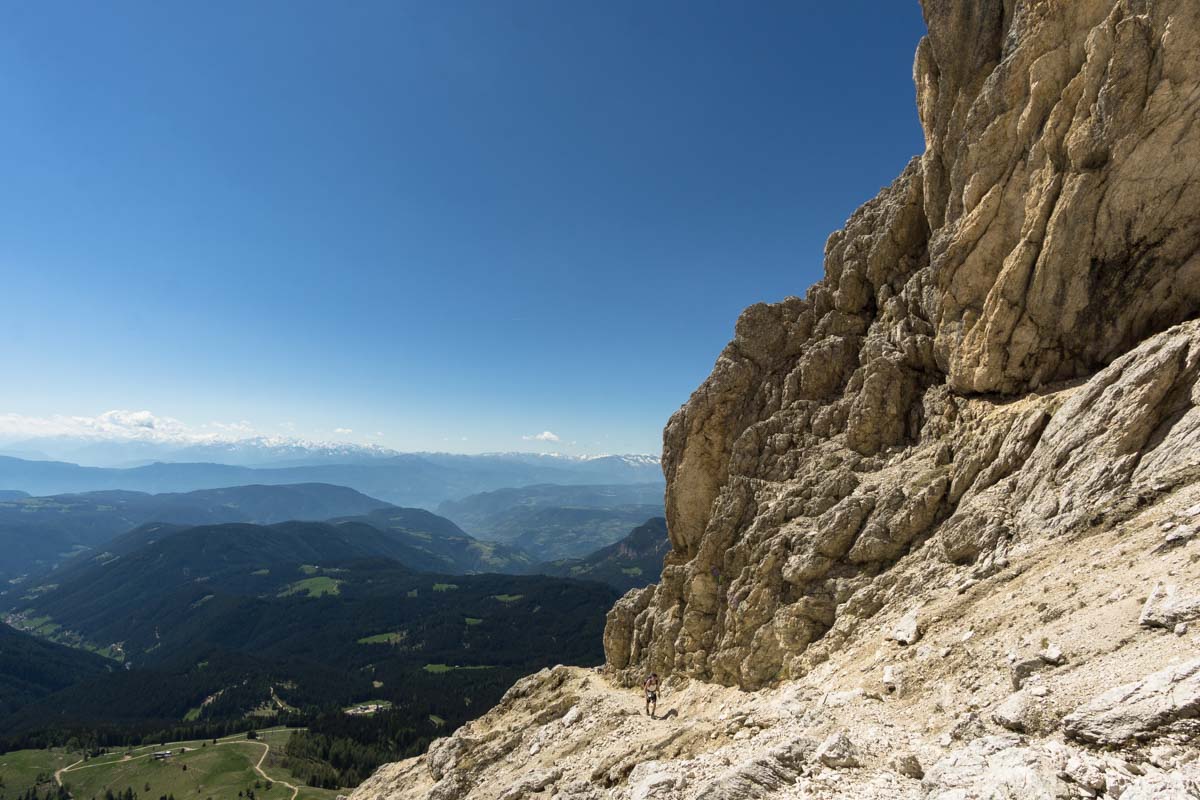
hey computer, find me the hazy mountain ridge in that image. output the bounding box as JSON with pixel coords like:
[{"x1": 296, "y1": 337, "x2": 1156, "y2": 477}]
[
  {"x1": 437, "y1": 483, "x2": 664, "y2": 524},
  {"x1": 0, "y1": 482, "x2": 394, "y2": 583},
  {"x1": 0, "y1": 453, "x2": 662, "y2": 510}
]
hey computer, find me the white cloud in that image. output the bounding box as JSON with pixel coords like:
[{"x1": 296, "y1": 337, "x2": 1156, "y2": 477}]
[
  {"x1": 0, "y1": 410, "x2": 209, "y2": 443},
  {"x1": 0, "y1": 410, "x2": 415, "y2": 462},
  {"x1": 522, "y1": 430, "x2": 560, "y2": 442},
  {"x1": 0, "y1": 410, "x2": 275, "y2": 447}
]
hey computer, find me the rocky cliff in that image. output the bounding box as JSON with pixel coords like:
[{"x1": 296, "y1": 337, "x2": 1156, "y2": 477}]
[{"x1": 353, "y1": 1, "x2": 1200, "y2": 798}]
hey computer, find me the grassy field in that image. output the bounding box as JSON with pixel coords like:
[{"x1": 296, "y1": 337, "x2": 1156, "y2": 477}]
[
  {"x1": 278, "y1": 576, "x2": 342, "y2": 598},
  {"x1": 0, "y1": 747, "x2": 76, "y2": 797},
  {"x1": 45, "y1": 729, "x2": 342, "y2": 800},
  {"x1": 422, "y1": 663, "x2": 494, "y2": 674},
  {"x1": 356, "y1": 631, "x2": 406, "y2": 645}
]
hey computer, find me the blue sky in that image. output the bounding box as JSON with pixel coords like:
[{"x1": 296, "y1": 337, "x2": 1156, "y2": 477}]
[{"x1": 0, "y1": 1, "x2": 927, "y2": 456}]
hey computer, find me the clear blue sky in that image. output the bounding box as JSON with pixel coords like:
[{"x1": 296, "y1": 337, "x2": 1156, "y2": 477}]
[{"x1": 0, "y1": 1, "x2": 927, "y2": 455}]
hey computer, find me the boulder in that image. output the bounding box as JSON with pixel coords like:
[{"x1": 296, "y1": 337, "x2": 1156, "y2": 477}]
[
  {"x1": 992, "y1": 690, "x2": 1053, "y2": 734},
  {"x1": 882, "y1": 665, "x2": 905, "y2": 695},
  {"x1": 1037, "y1": 645, "x2": 1065, "y2": 666},
  {"x1": 1009, "y1": 656, "x2": 1045, "y2": 690},
  {"x1": 1121, "y1": 770, "x2": 1200, "y2": 800},
  {"x1": 813, "y1": 731, "x2": 861, "y2": 769},
  {"x1": 1064, "y1": 658, "x2": 1200, "y2": 745},
  {"x1": 696, "y1": 739, "x2": 813, "y2": 800},
  {"x1": 921, "y1": 736, "x2": 1061, "y2": 800},
  {"x1": 1139, "y1": 583, "x2": 1200, "y2": 629},
  {"x1": 497, "y1": 768, "x2": 563, "y2": 800},
  {"x1": 888, "y1": 610, "x2": 922, "y2": 646},
  {"x1": 891, "y1": 753, "x2": 924, "y2": 779},
  {"x1": 627, "y1": 763, "x2": 679, "y2": 800}
]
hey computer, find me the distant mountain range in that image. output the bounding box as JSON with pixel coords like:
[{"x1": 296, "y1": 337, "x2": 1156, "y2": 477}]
[
  {"x1": 535, "y1": 517, "x2": 669, "y2": 593},
  {"x1": 0, "y1": 452, "x2": 662, "y2": 510},
  {"x1": 438, "y1": 483, "x2": 664, "y2": 524},
  {"x1": 0, "y1": 435, "x2": 404, "y2": 469},
  {"x1": 0, "y1": 483, "x2": 394, "y2": 582},
  {"x1": 0, "y1": 433, "x2": 661, "y2": 471}
]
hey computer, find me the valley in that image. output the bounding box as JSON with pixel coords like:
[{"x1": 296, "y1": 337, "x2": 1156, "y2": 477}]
[
  {"x1": 438, "y1": 483, "x2": 665, "y2": 561},
  {"x1": 0, "y1": 474, "x2": 665, "y2": 797},
  {"x1": 535, "y1": 517, "x2": 669, "y2": 593}
]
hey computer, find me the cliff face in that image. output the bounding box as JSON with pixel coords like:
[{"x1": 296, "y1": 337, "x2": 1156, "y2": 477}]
[
  {"x1": 604, "y1": 0, "x2": 1200, "y2": 691},
  {"x1": 353, "y1": 2, "x2": 1200, "y2": 798}
]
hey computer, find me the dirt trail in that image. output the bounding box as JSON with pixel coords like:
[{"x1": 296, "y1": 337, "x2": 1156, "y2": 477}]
[
  {"x1": 53, "y1": 758, "x2": 84, "y2": 790},
  {"x1": 222, "y1": 739, "x2": 301, "y2": 800}
]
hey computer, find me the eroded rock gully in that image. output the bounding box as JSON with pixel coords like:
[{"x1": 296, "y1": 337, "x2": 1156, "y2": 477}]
[{"x1": 353, "y1": 1, "x2": 1200, "y2": 798}]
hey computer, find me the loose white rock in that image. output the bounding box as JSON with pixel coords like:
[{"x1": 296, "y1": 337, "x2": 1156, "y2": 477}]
[
  {"x1": 888, "y1": 610, "x2": 922, "y2": 645},
  {"x1": 813, "y1": 731, "x2": 861, "y2": 769}
]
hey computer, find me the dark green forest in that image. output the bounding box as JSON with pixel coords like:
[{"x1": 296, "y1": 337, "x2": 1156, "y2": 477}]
[{"x1": 0, "y1": 485, "x2": 662, "y2": 793}]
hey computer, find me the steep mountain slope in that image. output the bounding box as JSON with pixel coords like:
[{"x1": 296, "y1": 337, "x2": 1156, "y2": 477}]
[
  {"x1": 0, "y1": 453, "x2": 662, "y2": 509},
  {"x1": 353, "y1": 2, "x2": 1200, "y2": 798},
  {"x1": 8, "y1": 520, "x2": 439, "y2": 653},
  {"x1": 1, "y1": 565, "x2": 616, "y2": 738},
  {"x1": 9, "y1": 511, "x2": 541, "y2": 655},
  {"x1": 1, "y1": 512, "x2": 617, "y2": 736},
  {"x1": 0, "y1": 483, "x2": 393, "y2": 582},
  {"x1": 0, "y1": 622, "x2": 112, "y2": 717},
  {"x1": 535, "y1": 517, "x2": 669, "y2": 592}
]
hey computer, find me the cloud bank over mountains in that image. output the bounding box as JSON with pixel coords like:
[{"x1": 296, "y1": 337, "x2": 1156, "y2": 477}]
[
  {"x1": 0, "y1": 410, "x2": 259, "y2": 445},
  {"x1": 0, "y1": 411, "x2": 656, "y2": 470}
]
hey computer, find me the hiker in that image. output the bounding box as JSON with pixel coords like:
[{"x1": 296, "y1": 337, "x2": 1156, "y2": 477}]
[{"x1": 643, "y1": 672, "x2": 660, "y2": 718}]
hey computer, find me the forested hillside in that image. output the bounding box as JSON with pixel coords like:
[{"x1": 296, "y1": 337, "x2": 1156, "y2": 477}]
[
  {"x1": 534, "y1": 517, "x2": 669, "y2": 592},
  {"x1": 0, "y1": 623, "x2": 112, "y2": 717},
  {"x1": 0, "y1": 483, "x2": 392, "y2": 582}
]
